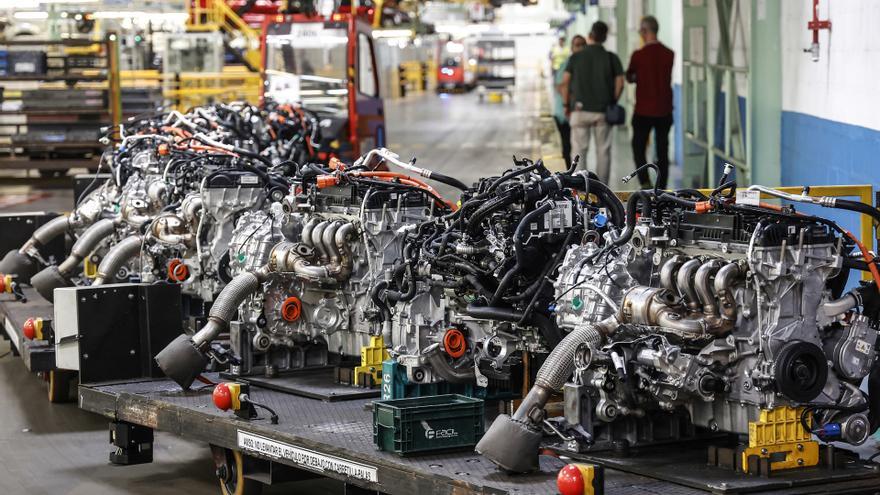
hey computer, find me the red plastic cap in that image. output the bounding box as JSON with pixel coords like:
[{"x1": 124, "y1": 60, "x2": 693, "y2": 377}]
[
  {"x1": 22, "y1": 318, "x2": 36, "y2": 340},
  {"x1": 557, "y1": 464, "x2": 585, "y2": 495},
  {"x1": 0, "y1": 275, "x2": 5, "y2": 293},
  {"x1": 213, "y1": 383, "x2": 232, "y2": 411}
]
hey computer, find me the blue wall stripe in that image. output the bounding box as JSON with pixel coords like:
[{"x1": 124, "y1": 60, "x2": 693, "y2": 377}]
[
  {"x1": 782, "y1": 111, "x2": 880, "y2": 191},
  {"x1": 781, "y1": 110, "x2": 880, "y2": 287}
]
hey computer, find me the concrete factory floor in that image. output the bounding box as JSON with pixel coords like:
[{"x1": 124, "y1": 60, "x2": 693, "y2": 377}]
[{"x1": 0, "y1": 84, "x2": 637, "y2": 494}]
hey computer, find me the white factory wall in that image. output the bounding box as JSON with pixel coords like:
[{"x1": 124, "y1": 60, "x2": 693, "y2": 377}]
[{"x1": 779, "y1": 0, "x2": 880, "y2": 194}]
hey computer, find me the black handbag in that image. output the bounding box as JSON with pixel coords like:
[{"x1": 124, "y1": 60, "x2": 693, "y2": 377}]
[{"x1": 605, "y1": 52, "x2": 625, "y2": 125}]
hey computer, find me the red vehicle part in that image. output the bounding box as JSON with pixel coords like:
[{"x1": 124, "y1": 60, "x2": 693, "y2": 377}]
[{"x1": 438, "y1": 65, "x2": 465, "y2": 87}]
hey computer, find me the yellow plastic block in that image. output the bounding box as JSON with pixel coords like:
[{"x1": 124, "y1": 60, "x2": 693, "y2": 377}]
[
  {"x1": 741, "y1": 407, "x2": 819, "y2": 472},
  {"x1": 353, "y1": 336, "x2": 389, "y2": 385}
]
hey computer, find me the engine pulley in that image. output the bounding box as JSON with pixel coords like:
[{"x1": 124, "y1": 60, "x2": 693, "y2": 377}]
[{"x1": 774, "y1": 341, "x2": 828, "y2": 402}]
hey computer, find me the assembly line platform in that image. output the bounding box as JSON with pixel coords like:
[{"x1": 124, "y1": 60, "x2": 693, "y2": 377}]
[
  {"x1": 1, "y1": 287, "x2": 55, "y2": 373},
  {"x1": 79, "y1": 375, "x2": 679, "y2": 495},
  {"x1": 77, "y1": 374, "x2": 880, "y2": 495}
]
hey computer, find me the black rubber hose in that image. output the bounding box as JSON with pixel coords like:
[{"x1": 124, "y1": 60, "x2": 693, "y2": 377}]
[
  {"x1": 660, "y1": 192, "x2": 698, "y2": 209},
  {"x1": 487, "y1": 162, "x2": 541, "y2": 192},
  {"x1": 558, "y1": 174, "x2": 625, "y2": 227},
  {"x1": 465, "y1": 192, "x2": 520, "y2": 236},
  {"x1": 465, "y1": 304, "x2": 523, "y2": 322},
  {"x1": 674, "y1": 188, "x2": 710, "y2": 200},
  {"x1": 464, "y1": 305, "x2": 563, "y2": 348},
  {"x1": 427, "y1": 171, "x2": 468, "y2": 191},
  {"x1": 612, "y1": 191, "x2": 653, "y2": 248},
  {"x1": 711, "y1": 180, "x2": 737, "y2": 198},
  {"x1": 491, "y1": 202, "x2": 553, "y2": 305},
  {"x1": 370, "y1": 281, "x2": 392, "y2": 323},
  {"x1": 834, "y1": 199, "x2": 880, "y2": 226},
  {"x1": 383, "y1": 264, "x2": 417, "y2": 303},
  {"x1": 518, "y1": 228, "x2": 577, "y2": 322}
]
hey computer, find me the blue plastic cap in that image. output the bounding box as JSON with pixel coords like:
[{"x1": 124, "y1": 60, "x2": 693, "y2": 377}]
[
  {"x1": 821, "y1": 423, "x2": 841, "y2": 439},
  {"x1": 593, "y1": 213, "x2": 607, "y2": 228}
]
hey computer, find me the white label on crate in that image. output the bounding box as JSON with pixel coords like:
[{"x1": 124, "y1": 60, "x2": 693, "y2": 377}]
[
  {"x1": 736, "y1": 190, "x2": 761, "y2": 206},
  {"x1": 237, "y1": 430, "x2": 378, "y2": 483}
]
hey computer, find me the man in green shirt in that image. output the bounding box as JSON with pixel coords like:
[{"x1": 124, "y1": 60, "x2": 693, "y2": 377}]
[{"x1": 559, "y1": 21, "x2": 624, "y2": 182}]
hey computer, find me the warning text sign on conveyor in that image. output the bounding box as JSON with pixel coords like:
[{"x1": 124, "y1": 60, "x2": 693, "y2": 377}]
[{"x1": 237, "y1": 430, "x2": 379, "y2": 483}]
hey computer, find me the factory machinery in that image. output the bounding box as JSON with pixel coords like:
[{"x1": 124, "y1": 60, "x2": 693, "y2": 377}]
[
  {"x1": 0, "y1": 100, "x2": 322, "y2": 308},
  {"x1": 2, "y1": 115, "x2": 880, "y2": 491}
]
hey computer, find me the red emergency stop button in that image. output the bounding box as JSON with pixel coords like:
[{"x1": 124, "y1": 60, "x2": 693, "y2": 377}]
[
  {"x1": 213, "y1": 383, "x2": 232, "y2": 411},
  {"x1": 23, "y1": 317, "x2": 40, "y2": 340},
  {"x1": 213, "y1": 382, "x2": 242, "y2": 411},
  {"x1": 557, "y1": 463, "x2": 603, "y2": 495}
]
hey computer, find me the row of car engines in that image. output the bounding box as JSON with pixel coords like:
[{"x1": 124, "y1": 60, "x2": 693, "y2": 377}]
[{"x1": 2, "y1": 111, "x2": 879, "y2": 474}]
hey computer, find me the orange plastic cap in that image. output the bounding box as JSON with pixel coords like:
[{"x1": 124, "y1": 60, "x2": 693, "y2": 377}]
[
  {"x1": 316, "y1": 175, "x2": 339, "y2": 189},
  {"x1": 695, "y1": 201, "x2": 713, "y2": 214},
  {"x1": 281, "y1": 296, "x2": 302, "y2": 322},
  {"x1": 167, "y1": 259, "x2": 190, "y2": 282},
  {"x1": 443, "y1": 328, "x2": 467, "y2": 358}
]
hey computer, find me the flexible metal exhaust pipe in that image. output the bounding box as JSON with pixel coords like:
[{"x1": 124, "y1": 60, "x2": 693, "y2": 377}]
[
  {"x1": 476, "y1": 316, "x2": 618, "y2": 472},
  {"x1": 93, "y1": 235, "x2": 143, "y2": 286},
  {"x1": 156, "y1": 267, "x2": 267, "y2": 389},
  {"x1": 31, "y1": 218, "x2": 116, "y2": 302},
  {"x1": 0, "y1": 214, "x2": 71, "y2": 279}
]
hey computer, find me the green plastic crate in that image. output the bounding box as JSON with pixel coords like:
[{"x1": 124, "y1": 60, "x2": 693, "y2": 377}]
[{"x1": 372, "y1": 394, "x2": 485, "y2": 455}]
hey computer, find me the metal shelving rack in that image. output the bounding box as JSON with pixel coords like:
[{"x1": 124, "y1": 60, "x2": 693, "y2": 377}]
[{"x1": 0, "y1": 36, "x2": 121, "y2": 174}]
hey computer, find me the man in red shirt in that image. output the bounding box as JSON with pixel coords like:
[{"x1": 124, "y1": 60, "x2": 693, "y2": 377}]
[{"x1": 626, "y1": 16, "x2": 674, "y2": 189}]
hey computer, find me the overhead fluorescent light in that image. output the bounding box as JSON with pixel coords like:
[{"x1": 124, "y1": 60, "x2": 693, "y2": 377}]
[
  {"x1": 371, "y1": 29, "x2": 413, "y2": 39},
  {"x1": 14, "y1": 11, "x2": 49, "y2": 20}
]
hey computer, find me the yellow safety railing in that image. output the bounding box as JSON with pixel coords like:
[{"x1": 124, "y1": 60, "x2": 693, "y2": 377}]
[
  {"x1": 186, "y1": 0, "x2": 263, "y2": 71},
  {"x1": 396, "y1": 60, "x2": 436, "y2": 98},
  {"x1": 617, "y1": 184, "x2": 877, "y2": 278},
  {"x1": 120, "y1": 66, "x2": 262, "y2": 110}
]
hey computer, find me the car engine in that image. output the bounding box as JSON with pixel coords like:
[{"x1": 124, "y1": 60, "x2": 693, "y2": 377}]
[
  {"x1": 376, "y1": 153, "x2": 625, "y2": 395},
  {"x1": 478, "y1": 183, "x2": 880, "y2": 472},
  {"x1": 155, "y1": 148, "x2": 460, "y2": 388}
]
